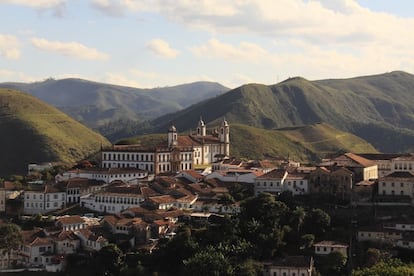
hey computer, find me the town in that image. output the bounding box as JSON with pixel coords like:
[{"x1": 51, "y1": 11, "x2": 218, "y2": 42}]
[{"x1": 0, "y1": 119, "x2": 414, "y2": 275}]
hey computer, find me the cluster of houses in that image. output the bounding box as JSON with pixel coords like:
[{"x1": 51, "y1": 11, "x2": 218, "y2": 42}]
[{"x1": 1, "y1": 121, "x2": 414, "y2": 273}]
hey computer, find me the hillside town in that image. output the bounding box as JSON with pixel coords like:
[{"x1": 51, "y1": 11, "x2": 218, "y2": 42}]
[{"x1": 1, "y1": 119, "x2": 414, "y2": 275}]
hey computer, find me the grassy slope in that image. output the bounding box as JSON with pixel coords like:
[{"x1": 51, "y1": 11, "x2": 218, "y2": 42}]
[
  {"x1": 149, "y1": 72, "x2": 414, "y2": 153},
  {"x1": 0, "y1": 88, "x2": 111, "y2": 176},
  {"x1": 118, "y1": 123, "x2": 377, "y2": 163}
]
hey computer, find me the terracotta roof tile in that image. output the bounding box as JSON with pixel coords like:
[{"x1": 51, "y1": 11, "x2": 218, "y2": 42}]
[{"x1": 57, "y1": 215, "x2": 85, "y2": 225}]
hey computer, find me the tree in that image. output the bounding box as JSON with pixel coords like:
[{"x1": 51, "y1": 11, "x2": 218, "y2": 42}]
[
  {"x1": 300, "y1": 234, "x2": 315, "y2": 250},
  {"x1": 238, "y1": 193, "x2": 289, "y2": 258},
  {"x1": 183, "y1": 246, "x2": 234, "y2": 276},
  {"x1": 365, "y1": 248, "x2": 381, "y2": 267},
  {"x1": 352, "y1": 258, "x2": 414, "y2": 276},
  {"x1": 95, "y1": 244, "x2": 124, "y2": 276},
  {"x1": 0, "y1": 224, "x2": 23, "y2": 267},
  {"x1": 325, "y1": 251, "x2": 347, "y2": 275},
  {"x1": 218, "y1": 193, "x2": 235, "y2": 206},
  {"x1": 290, "y1": 206, "x2": 306, "y2": 233},
  {"x1": 304, "y1": 208, "x2": 331, "y2": 236}
]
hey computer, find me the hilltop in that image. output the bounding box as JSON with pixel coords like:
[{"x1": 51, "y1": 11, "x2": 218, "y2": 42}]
[
  {"x1": 117, "y1": 123, "x2": 377, "y2": 163},
  {"x1": 145, "y1": 71, "x2": 414, "y2": 153},
  {"x1": 0, "y1": 88, "x2": 111, "y2": 176},
  {"x1": 0, "y1": 78, "x2": 229, "y2": 128}
]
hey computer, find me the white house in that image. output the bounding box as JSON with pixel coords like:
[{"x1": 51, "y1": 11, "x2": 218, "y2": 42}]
[
  {"x1": 396, "y1": 235, "x2": 414, "y2": 250},
  {"x1": 391, "y1": 154, "x2": 414, "y2": 174},
  {"x1": 57, "y1": 178, "x2": 105, "y2": 204},
  {"x1": 254, "y1": 169, "x2": 287, "y2": 196},
  {"x1": 254, "y1": 168, "x2": 310, "y2": 196},
  {"x1": 357, "y1": 226, "x2": 403, "y2": 243},
  {"x1": 24, "y1": 185, "x2": 66, "y2": 215},
  {"x1": 378, "y1": 171, "x2": 414, "y2": 199},
  {"x1": 206, "y1": 169, "x2": 263, "y2": 184},
  {"x1": 80, "y1": 184, "x2": 147, "y2": 214},
  {"x1": 74, "y1": 228, "x2": 108, "y2": 251},
  {"x1": 283, "y1": 171, "x2": 310, "y2": 195},
  {"x1": 55, "y1": 215, "x2": 86, "y2": 231},
  {"x1": 59, "y1": 168, "x2": 149, "y2": 184},
  {"x1": 263, "y1": 256, "x2": 314, "y2": 276},
  {"x1": 314, "y1": 241, "x2": 348, "y2": 258},
  {"x1": 52, "y1": 230, "x2": 81, "y2": 255},
  {"x1": 20, "y1": 228, "x2": 54, "y2": 266}
]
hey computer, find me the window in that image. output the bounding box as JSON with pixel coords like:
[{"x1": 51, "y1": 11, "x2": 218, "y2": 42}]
[{"x1": 401, "y1": 183, "x2": 404, "y2": 187}]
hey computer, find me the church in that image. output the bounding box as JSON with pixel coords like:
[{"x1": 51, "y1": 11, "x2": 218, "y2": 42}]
[{"x1": 101, "y1": 118, "x2": 230, "y2": 174}]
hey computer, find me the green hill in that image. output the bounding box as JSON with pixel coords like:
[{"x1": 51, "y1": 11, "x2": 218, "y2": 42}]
[
  {"x1": 0, "y1": 88, "x2": 111, "y2": 176},
  {"x1": 0, "y1": 78, "x2": 229, "y2": 128},
  {"x1": 148, "y1": 71, "x2": 414, "y2": 153},
  {"x1": 117, "y1": 123, "x2": 377, "y2": 163}
]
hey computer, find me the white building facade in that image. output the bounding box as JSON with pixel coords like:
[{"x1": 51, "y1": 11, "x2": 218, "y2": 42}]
[
  {"x1": 24, "y1": 185, "x2": 66, "y2": 215},
  {"x1": 101, "y1": 118, "x2": 230, "y2": 174}
]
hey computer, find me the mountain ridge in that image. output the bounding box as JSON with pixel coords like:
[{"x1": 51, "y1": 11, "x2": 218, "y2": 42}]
[
  {"x1": 0, "y1": 78, "x2": 229, "y2": 128},
  {"x1": 0, "y1": 88, "x2": 111, "y2": 176},
  {"x1": 143, "y1": 71, "x2": 414, "y2": 153}
]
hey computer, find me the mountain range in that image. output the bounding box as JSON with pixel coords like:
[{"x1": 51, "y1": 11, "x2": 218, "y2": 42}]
[
  {"x1": 1, "y1": 71, "x2": 413, "y2": 176},
  {"x1": 145, "y1": 71, "x2": 414, "y2": 153},
  {"x1": 0, "y1": 78, "x2": 229, "y2": 128}
]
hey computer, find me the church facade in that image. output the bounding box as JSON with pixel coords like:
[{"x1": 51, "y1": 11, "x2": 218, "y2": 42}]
[{"x1": 101, "y1": 118, "x2": 230, "y2": 174}]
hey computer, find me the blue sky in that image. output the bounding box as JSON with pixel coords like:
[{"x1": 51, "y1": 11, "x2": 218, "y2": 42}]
[{"x1": 1, "y1": 0, "x2": 414, "y2": 88}]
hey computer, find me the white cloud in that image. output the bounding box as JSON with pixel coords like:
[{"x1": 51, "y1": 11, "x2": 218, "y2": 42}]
[
  {"x1": 191, "y1": 38, "x2": 267, "y2": 61},
  {"x1": 0, "y1": 0, "x2": 64, "y2": 8},
  {"x1": 0, "y1": 34, "x2": 20, "y2": 59},
  {"x1": 1, "y1": 0, "x2": 67, "y2": 16},
  {"x1": 90, "y1": 0, "x2": 148, "y2": 16},
  {"x1": 31, "y1": 38, "x2": 109, "y2": 60},
  {"x1": 146, "y1": 38, "x2": 179, "y2": 58}
]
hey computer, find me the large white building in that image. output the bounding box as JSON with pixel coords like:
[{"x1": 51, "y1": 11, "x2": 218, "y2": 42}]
[
  {"x1": 24, "y1": 185, "x2": 66, "y2": 215},
  {"x1": 58, "y1": 167, "x2": 149, "y2": 184},
  {"x1": 254, "y1": 168, "x2": 310, "y2": 196},
  {"x1": 80, "y1": 184, "x2": 147, "y2": 214},
  {"x1": 378, "y1": 171, "x2": 414, "y2": 198},
  {"x1": 101, "y1": 118, "x2": 230, "y2": 174}
]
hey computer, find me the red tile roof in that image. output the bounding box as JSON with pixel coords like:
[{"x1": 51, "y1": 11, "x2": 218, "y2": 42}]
[{"x1": 57, "y1": 215, "x2": 85, "y2": 225}]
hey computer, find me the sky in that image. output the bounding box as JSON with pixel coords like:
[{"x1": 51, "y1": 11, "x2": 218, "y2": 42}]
[{"x1": 1, "y1": 0, "x2": 414, "y2": 89}]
